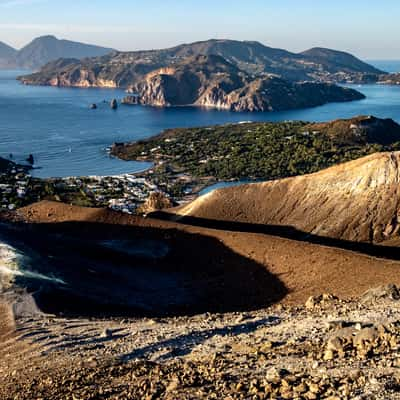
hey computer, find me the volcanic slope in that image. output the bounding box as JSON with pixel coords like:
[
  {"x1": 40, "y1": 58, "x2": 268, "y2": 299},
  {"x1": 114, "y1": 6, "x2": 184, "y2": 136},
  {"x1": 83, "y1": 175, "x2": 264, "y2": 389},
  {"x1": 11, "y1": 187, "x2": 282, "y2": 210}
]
[
  {"x1": 174, "y1": 151, "x2": 400, "y2": 244},
  {"x1": 8, "y1": 200, "x2": 400, "y2": 307},
  {"x1": 4, "y1": 201, "x2": 400, "y2": 399}
]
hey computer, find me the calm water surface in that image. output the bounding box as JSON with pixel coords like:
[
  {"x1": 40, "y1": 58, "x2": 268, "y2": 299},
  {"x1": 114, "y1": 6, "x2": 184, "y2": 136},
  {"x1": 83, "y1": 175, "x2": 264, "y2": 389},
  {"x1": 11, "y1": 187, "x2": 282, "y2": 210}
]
[
  {"x1": 1, "y1": 68, "x2": 400, "y2": 178},
  {"x1": 368, "y1": 60, "x2": 400, "y2": 73}
]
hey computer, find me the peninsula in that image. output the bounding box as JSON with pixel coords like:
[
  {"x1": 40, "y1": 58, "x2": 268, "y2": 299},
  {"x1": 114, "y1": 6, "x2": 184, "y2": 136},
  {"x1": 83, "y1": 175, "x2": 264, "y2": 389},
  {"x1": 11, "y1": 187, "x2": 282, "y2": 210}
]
[
  {"x1": 18, "y1": 39, "x2": 376, "y2": 112},
  {"x1": 111, "y1": 115, "x2": 400, "y2": 197}
]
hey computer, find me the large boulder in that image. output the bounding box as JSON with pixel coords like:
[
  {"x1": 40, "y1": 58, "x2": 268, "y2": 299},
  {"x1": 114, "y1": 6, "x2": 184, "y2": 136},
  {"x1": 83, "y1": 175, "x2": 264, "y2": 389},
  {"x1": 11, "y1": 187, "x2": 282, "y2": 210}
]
[
  {"x1": 361, "y1": 284, "x2": 400, "y2": 304},
  {"x1": 138, "y1": 192, "x2": 173, "y2": 215}
]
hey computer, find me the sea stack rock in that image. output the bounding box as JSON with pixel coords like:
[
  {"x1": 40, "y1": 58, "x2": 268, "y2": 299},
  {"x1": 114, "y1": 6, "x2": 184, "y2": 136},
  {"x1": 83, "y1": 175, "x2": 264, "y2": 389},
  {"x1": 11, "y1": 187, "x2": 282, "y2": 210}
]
[
  {"x1": 110, "y1": 99, "x2": 118, "y2": 110},
  {"x1": 26, "y1": 154, "x2": 34, "y2": 165}
]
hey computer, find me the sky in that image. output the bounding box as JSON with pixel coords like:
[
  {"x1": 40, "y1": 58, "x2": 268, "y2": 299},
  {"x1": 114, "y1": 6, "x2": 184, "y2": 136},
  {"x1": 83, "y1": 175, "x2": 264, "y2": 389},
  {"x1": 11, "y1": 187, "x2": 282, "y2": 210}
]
[{"x1": 0, "y1": 0, "x2": 399, "y2": 60}]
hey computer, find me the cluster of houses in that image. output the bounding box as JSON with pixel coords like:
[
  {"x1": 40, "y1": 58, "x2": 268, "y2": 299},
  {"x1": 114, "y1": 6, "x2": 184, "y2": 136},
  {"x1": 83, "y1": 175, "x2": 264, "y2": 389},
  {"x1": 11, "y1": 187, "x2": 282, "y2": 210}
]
[
  {"x1": 59, "y1": 174, "x2": 161, "y2": 214},
  {"x1": 0, "y1": 160, "x2": 188, "y2": 215},
  {"x1": 0, "y1": 166, "x2": 31, "y2": 211}
]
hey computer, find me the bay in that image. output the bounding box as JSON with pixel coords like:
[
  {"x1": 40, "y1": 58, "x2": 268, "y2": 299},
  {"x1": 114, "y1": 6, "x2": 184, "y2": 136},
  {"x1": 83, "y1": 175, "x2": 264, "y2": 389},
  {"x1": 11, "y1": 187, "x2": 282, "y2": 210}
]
[{"x1": 1, "y1": 69, "x2": 400, "y2": 178}]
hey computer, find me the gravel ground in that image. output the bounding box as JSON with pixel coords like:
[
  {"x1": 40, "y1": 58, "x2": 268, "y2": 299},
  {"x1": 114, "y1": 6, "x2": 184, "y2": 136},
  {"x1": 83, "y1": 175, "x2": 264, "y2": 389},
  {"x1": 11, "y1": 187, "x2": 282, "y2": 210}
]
[{"x1": 2, "y1": 287, "x2": 400, "y2": 399}]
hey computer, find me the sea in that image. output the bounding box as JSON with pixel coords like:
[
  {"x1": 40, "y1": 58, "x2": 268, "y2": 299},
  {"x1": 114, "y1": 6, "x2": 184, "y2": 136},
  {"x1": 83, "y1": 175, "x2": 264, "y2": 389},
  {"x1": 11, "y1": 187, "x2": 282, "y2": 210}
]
[
  {"x1": 0, "y1": 60, "x2": 400, "y2": 179},
  {"x1": 0, "y1": 61, "x2": 400, "y2": 291}
]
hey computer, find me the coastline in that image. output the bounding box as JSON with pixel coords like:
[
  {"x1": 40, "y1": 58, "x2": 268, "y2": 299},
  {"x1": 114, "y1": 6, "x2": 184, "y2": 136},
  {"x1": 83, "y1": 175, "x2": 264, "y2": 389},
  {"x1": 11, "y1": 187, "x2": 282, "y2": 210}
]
[{"x1": 5, "y1": 71, "x2": 400, "y2": 180}]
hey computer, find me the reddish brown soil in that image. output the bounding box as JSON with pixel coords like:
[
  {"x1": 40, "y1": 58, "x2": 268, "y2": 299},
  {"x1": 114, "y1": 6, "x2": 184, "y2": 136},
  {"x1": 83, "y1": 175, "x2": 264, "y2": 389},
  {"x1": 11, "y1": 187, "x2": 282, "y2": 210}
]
[
  {"x1": 12, "y1": 201, "x2": 400, "y2": 305},
  {"x1": 2, "y1": 201, "x2": 400, "y2": 399}
]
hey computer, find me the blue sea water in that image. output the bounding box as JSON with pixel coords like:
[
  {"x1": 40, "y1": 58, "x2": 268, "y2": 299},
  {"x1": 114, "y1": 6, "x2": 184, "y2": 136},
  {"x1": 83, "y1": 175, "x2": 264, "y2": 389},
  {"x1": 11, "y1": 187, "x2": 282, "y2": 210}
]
[
  {"x1": 368, "y1": 60, "x2": 400, "y2": 73},
  {"x1": 199, "y1": 180, "x2": 256, "y2": 196},
  {"x1": 1, "y1": 68, "x2": 400, "y2": 178}
]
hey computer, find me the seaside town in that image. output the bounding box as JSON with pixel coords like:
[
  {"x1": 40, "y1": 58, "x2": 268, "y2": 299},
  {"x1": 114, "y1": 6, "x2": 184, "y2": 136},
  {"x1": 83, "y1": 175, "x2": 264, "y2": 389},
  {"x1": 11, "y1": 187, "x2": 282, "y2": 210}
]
[{"x1": 0, "y1": 159, "x2": 186, "y2": 215}]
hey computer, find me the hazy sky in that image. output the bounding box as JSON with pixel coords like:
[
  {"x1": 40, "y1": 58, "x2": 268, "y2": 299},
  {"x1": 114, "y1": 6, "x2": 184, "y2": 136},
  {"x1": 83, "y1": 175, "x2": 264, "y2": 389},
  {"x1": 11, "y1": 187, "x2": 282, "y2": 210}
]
[{"x1": 0, "y1": 0, "x2": 398, "y2": 59}]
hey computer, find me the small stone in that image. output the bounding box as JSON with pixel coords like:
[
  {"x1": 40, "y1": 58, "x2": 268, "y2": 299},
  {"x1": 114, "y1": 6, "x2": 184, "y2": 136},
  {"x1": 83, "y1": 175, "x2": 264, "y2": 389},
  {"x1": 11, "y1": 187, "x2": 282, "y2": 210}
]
[
  {"x1": 294, "y1": 382, "x2": 307, "y2": 393},
  {"x1": 166, "y1": 378, "x2": 179, "y2": 392},
  {"x1": 306, "y1": 296, "x2": 318, "y2": 309},
  {"x1": 322, "y1": 293, "x2": 337, "y2": 301},
  {"x1": 266, "y1": 367, "x2": 288, "y2": 383},
  {"x1": 354, "y1": 327, "x2": 378, "y2": 353},
  {"x1": 101, "y1": 328, "x2": 112, "y2": 338},
  {"x1": 305, "y1": 391, "x2": 318, "y2": 400},
  {"x1": 281, "y1": 390, "x2": 294, "y2": 399},
  {"x1": 308, "y1": 382, "x2": 320, "y2": 394},
  {"x1": 259, "y1": 341, "x2": 274, "y2": 352},
  {"x1": 236, "y1": 382, "x2": 244, "y2": 391},
  {"x1": 348, "y1": 369, "x2": 361, "y2": 381}
]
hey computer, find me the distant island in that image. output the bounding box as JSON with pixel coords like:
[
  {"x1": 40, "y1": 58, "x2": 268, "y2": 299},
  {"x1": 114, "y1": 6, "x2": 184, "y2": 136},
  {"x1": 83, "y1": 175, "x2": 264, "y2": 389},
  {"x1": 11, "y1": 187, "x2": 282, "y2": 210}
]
[
  {"x1": 17, "y1": 38, "x2": 385, "y2": 83},
  {"x1": 18, "y1": 39, "x2": 378, "y2": 112},
  {"x1": 0, "y1": 35, "x2": 113, "y2": 70}
]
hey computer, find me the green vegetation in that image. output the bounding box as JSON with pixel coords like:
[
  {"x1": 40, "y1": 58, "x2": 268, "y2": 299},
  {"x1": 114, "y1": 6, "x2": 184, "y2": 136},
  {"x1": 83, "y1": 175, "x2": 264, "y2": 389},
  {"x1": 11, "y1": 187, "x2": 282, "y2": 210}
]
[{"x1": 113, "y1": 121, "x2": 400, "y2": 182}]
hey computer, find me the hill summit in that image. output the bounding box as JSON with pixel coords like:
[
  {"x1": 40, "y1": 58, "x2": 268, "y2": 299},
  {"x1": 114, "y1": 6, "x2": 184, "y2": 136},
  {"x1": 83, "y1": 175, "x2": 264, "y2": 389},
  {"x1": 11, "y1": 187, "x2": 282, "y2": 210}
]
[
  {"x1": 0, "y1": 35, "x2": 113, "y2": 70},
  {"x1": 19, "y1": 38, "x2": 384, "y2": 84},
  {"x1": 0, "y1": 41, "x2": 17, "y2": 68},
  {"x1": 306, "y1": 115, "x2": 400, "y2": 145},
  {"x1": 175, "y1": 151, "x2": 400, "y2": 244},
  {"x1": 14, "y1": 35, "x2": 114, "y2": 70}
]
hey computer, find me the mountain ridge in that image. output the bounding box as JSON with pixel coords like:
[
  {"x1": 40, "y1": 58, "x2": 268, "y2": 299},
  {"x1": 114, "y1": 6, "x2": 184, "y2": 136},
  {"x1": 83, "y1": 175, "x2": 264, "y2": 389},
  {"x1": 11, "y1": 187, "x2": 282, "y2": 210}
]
[
  {"x1": 0, "y1": 41, "x2": 17, "y2": 68},
  {"x1": 0, "y1": 35, "x2": 114, "y2": 70},
  {"x1": 19, "y1": 48, "x2": 366, "y2": 112},
  {"x1": 300, "y1": 47, "x2": 382, "y2": 74},
  {"x1": 18, "y1": 38, "x2": 384, "y2": 84}
]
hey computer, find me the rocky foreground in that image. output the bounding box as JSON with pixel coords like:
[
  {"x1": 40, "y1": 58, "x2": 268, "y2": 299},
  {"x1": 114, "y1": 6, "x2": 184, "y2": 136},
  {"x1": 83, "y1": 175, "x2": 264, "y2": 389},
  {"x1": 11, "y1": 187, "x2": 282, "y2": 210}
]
[
  {"x1": 1, "y1": 201, "x2": 400, "y2": 399},
  {"x1": 2, "y1": 285, "x2": 400, "y2": 399},
  {"x1": 2, "y1": 195, "x2": 400, "y2": 399}
]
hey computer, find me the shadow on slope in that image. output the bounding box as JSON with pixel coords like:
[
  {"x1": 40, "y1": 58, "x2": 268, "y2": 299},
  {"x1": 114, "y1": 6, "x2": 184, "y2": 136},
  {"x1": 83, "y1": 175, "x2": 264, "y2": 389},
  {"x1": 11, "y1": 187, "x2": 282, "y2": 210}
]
[
  {"x1": 122, "y1": 316, "x2": 280, "y2": 361},
  {"x1": 152, "y1": 212, "x2": 400, "y2": 261},
  {"x1": 0, "y1": 221, "x2": 287, "y2": 318}
]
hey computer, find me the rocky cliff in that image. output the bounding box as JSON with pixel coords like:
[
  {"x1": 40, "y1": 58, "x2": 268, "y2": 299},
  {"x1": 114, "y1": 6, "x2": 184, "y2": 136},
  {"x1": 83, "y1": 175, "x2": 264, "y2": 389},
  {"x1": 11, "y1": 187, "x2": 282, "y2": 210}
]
[
  {"x1": 132, "y1": 55, "x2": 243, "y2": 108},
  {"x1": 216, "y1": 78, "x2": 364, "y2": 112},
  {"x1": 18, "y1": 52, "x2": 160, "y2": 88},
  {"x1": 18, "y1": 40, "x2": 369, "y2": 112},
  {"x1": 129, "y1": 55, "x2": 364, "y2": 111},
  {"x1": 175, "y1": 152, "x2": 400, "y2": 244}
]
